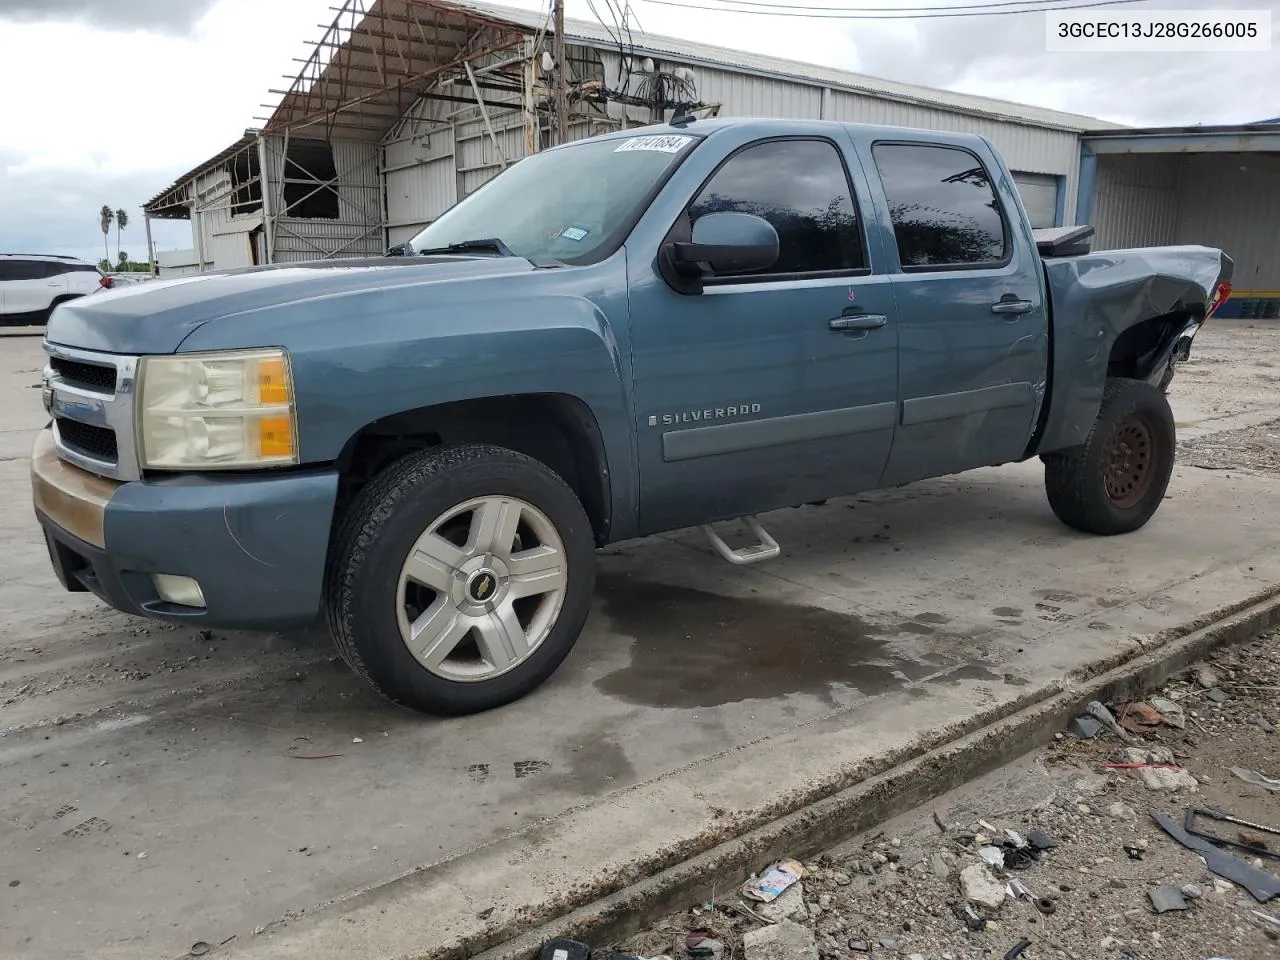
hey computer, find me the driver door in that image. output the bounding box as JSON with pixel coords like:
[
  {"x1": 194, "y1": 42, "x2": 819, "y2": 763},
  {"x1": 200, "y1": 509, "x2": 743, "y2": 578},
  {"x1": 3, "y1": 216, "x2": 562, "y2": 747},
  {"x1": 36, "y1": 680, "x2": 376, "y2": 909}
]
[{"x1": 627, "y1": 135, "x2": 900, "y2": 535}]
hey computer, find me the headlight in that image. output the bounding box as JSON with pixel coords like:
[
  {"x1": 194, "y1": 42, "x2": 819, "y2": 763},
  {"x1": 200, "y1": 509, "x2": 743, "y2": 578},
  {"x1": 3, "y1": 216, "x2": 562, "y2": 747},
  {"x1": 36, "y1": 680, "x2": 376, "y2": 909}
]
[{"x1": 137, "y1": 348, "x2": 298, "y2": 470}]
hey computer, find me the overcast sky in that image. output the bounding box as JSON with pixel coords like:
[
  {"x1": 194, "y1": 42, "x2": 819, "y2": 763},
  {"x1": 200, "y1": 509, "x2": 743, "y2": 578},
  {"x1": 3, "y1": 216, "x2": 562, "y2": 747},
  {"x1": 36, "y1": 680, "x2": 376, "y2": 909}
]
[{"x1": 0, "y1": 0, "x2": 1275, "y2": 264}]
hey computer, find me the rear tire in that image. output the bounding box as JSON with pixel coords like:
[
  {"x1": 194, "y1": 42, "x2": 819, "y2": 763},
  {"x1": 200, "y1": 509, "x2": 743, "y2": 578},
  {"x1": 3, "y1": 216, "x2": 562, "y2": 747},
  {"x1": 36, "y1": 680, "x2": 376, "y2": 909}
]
[
  {"x1": 1043, "y1": 377, "x2": 1176, "y2": 536},
  {"x1": 325, "y1": 443, "x2": 596, "y2": 716}
]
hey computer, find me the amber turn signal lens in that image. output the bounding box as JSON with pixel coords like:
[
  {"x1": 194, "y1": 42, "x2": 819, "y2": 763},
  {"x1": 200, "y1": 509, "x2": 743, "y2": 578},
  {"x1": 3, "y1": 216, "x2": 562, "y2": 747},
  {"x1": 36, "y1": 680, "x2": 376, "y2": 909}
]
[
  {"x1": 257, "y1": 416, "x2": 295, "y2": 459},
  {"x1": 257, "y1": 357, "x2": 289, "y2": 405}
]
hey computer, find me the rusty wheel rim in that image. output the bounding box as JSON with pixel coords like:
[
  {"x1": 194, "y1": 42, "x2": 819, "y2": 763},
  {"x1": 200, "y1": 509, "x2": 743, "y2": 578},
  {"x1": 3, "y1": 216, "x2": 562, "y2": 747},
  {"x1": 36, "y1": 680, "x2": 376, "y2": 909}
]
[{"x1": 1103, "y1": 416, "x2": 1156, "y2": 509}]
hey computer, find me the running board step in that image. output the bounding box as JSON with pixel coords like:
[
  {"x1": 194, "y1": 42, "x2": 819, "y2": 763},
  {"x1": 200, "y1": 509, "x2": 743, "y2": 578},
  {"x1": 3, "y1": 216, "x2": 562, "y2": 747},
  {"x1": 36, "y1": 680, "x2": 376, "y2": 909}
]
[{"x1": 700, "y1": 516, "x2": 780, "y2": 565}]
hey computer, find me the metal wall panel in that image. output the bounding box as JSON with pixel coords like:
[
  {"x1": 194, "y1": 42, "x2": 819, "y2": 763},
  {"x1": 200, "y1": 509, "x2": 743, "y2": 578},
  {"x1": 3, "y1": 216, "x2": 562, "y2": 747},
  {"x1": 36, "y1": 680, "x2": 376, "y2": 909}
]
[
  {"x1": 1174, "y1": 152, "x2": 1280, "y2": 291},
  {"x1": 385, "y1": 126, "x2": 456, "y2": 241},
  {"x1": 1091, "y1": 154, "x2": 1180, "y2": 250},
  {"x1": 263, "y1": 135, "x2": 385, "y2": 262},
  {"x1": 1012, "y1": 172, "x2": 1060, "y2": 228}
]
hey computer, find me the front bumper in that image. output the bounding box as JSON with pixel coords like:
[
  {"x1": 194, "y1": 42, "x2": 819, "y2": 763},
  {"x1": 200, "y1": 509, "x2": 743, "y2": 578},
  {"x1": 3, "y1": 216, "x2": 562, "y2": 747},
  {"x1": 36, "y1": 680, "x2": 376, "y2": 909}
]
[{"x1": 31, "y1": 428, "x2": 340, "y2": 630}]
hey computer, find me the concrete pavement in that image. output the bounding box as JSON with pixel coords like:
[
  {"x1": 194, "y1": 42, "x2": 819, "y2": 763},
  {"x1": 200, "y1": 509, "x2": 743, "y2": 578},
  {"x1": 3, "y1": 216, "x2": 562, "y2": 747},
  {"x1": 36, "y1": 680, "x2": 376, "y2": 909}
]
[{"x1": 2, "y1": 322, "x2": 1279, "y2": 960}]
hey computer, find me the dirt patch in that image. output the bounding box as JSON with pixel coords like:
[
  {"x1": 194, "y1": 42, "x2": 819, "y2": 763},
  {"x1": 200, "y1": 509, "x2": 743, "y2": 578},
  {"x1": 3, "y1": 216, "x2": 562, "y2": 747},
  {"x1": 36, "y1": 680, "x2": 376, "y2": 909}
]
[
  {"x1": 613, "y1": 631, "x2": 1280, "y2": 960},
  {"x1": 1180, "y1": 419, "x2": 1280, "y2": 475}
]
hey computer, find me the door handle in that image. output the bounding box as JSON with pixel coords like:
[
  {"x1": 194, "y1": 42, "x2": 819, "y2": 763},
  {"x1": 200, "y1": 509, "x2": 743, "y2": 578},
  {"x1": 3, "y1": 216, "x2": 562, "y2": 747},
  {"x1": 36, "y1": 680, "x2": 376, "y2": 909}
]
[
  {"x1": 829, "y1": 314, "x2": 887, "y2": 332},
  {"x1": 991, "y1": 298, "x2": 1034, "y2": 316}
]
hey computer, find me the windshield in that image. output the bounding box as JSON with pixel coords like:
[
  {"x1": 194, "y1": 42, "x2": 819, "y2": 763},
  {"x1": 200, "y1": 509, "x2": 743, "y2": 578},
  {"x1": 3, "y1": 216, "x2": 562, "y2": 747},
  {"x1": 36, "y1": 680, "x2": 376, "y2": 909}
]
[{"x1": 407, "y1": 133, "x2": 701, "y2": 265}]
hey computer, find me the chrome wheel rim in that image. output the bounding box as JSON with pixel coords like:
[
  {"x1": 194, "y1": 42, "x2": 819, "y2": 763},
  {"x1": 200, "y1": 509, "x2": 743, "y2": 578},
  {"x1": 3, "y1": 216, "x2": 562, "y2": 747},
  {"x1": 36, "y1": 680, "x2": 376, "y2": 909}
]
[{"x1": 395, "y1": 496, "x2": 568, "y2": 683}]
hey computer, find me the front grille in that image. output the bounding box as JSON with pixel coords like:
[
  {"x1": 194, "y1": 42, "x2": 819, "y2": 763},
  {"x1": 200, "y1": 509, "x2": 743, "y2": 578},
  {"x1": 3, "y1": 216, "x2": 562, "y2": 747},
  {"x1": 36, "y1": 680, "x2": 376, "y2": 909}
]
[
  {"x1": 56, "y1": 418, "x2": 118, "y2": 463},
  {"x1": 51, "y1": 357, "x2": 117, "y2": 393}
]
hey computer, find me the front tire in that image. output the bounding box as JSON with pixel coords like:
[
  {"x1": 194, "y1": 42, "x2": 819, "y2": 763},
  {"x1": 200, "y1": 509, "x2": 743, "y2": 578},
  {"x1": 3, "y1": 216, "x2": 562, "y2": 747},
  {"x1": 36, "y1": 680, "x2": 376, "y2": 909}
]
[
  {"x1": 325, "y1": 444, "x2": 596, "y2": 716},
  {"x1": 1043, "y1": 378, "x2": 1176, "y2": 536}
]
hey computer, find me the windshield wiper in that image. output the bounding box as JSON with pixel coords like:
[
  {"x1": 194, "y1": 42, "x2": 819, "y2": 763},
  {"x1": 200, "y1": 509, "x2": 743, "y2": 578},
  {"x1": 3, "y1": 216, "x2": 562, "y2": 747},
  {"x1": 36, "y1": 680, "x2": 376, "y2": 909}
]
[{"x1": 415, "y1": 237, "x2": 514, "y2": 258}]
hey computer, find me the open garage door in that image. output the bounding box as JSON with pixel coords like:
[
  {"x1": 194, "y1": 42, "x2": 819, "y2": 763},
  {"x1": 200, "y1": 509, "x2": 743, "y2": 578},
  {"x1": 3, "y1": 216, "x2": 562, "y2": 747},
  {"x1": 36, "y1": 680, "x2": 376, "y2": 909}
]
[{"x1": 1012, "y1": 172, "x2": 1060, "y2": 228}]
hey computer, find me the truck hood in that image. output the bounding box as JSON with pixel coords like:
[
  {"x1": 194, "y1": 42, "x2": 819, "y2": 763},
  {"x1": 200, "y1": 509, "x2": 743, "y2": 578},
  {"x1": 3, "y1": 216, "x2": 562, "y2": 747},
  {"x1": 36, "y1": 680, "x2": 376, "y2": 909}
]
[{"x1": 45, "y1": 255, "x2": 538, "y2": 355}]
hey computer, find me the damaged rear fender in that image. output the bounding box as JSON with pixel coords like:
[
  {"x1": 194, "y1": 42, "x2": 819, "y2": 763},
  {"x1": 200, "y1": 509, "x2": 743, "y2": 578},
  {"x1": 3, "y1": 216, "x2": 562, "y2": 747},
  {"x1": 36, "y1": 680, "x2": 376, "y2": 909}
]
[{"x1": 1033, "y1": 246, "x2": 1233, "y2": 454}]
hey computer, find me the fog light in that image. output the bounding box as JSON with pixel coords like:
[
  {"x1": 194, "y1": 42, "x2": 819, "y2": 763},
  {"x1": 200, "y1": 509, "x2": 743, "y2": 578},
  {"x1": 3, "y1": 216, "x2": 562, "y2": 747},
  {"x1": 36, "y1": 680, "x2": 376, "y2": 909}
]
[{"x1": 153, "y1": 574, "x2": 206, "y2": 608}]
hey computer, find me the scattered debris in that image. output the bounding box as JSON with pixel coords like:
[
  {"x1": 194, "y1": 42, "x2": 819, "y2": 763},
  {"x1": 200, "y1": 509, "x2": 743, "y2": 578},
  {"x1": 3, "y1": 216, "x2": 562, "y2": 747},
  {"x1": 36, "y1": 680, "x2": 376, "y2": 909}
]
[
  {"x1": 960, "y1": 863, "x2": 1006, "y2": 910},
  {"x1": 189, "y1": 943, "x2": 210, "y2": 957},
  {"x1": 1194, "y1": 664, "x2": 1221, "y2": 688},
  {"x1": 1112, "y1": 748, "x2": 1199, "y2": 791},
  {"x1": 352, "y1": 737, "x2": 364, "y2": 744},
  {"x1": 1026, "y1": 828, "x2": 1060, "y2": 851},
  {"x1": 1206, "y1": 688, "x2": 1230, "y2": 704},
  {"x1": 1002, "y1": 937, "x2": 1032, "y2": 960},
  {"x1": 1151, "y1": 810, "x2": 1280, "y2": 902},
  {"x1": 757, "y1": 883, "x2": 806, "y2": 923},
  {"x1": 1251, "y1": 716, "x2": 1277, "y2": 733},
  {"x1": 538, "y1": 938, "x2": 590, "y2": 960},
  {"x1": 930, "y1": 853, "x2": 951, "y2": 878},
  {"x1": 742, "y1": 860, "x2": 804, "y2": 903},
  {"x1": 1148, "y1": 885, "x2": 1189, "y2": 913},
  {"x1": 1086, "y1": 700, "x2": 1134, "y2": 743},
  {"x1": 1185, "y1": 806, "x2": 1280, "y2": 858},
  {"x1": 978, "y1": 845, "x2": 1005, "y2": 868},
  {"x1": 742, "y1": 919, "x2": 817, "y2": 960},
  {"x1": 952, "y1": 902, "x2": 987, "y2": 932},
  {"x1": 1232, "y1": 766, "x2": 1280, "y2": 793},
  {"x1": 682, "y1": 932, "x2": 724, "y2": 960},
  {"x1": 1181, "y1": 882, "x2": 1206, "y2": 900},
  {"x1": 1150, "y1": 696, "x2": 1187, "y2": 729},
  {"x1": 1068, "y1": 716, "x2": 1103, "y2": 740},
  {"x1": 1118, "y1": 701, "x2": 1164, "y2": 734}
]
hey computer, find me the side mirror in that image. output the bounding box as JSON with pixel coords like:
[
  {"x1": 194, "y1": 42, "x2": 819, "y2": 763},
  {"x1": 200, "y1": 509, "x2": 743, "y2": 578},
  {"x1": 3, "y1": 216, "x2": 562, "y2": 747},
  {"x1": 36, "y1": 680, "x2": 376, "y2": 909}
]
[{"x1": 671, "y1": 212, "x2": 779, "y2": 278}]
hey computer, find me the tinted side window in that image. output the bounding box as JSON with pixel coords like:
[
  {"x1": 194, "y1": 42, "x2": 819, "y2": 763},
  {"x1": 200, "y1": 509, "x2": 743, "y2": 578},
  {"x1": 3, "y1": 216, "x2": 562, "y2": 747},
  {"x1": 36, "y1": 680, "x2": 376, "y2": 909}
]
[
  {"x1": 0, "y1": 260, "x2": 51, "y2": 281},
  {"x1": 872, "y1": 143, "x2": 1007, "y2": 269},
  {"x1": 689, "y1": 139, "x2": 865, "y2": 275}
]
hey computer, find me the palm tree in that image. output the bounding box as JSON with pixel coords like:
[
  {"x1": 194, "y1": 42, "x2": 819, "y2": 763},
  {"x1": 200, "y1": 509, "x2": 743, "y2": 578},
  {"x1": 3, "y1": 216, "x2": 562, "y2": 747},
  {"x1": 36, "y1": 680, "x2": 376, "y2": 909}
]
[
  {"x1": 99, "y1": 206, "x2": 114, "y2": 269},
  {"x1": 115, "y1": 208, "x2": 129, "y2": 263}
]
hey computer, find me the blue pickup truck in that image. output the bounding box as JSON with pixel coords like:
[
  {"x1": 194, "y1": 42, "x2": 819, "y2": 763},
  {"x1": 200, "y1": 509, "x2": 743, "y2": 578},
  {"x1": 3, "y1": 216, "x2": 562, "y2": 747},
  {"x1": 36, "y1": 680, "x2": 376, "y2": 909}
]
[{"x1": 33, "y1": 118, "x2": 1232, "y2": 715}]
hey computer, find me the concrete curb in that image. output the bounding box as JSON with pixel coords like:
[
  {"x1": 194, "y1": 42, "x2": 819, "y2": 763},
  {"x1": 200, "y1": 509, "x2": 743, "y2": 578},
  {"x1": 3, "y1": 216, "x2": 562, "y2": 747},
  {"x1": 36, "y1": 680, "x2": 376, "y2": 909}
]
[{"x1": 472, "y1": 585, "x2": 1280, "y2": 960}]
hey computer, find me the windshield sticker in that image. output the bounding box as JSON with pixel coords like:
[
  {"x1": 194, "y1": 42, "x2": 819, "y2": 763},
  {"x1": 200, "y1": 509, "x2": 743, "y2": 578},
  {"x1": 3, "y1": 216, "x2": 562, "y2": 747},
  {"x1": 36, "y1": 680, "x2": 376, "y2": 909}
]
[
  {"x1": 614, "y1": 135, "x2": 693, "y2": 154},
  {"x1": 560, "y1": 226, "x2": 590, "y2": 242}
]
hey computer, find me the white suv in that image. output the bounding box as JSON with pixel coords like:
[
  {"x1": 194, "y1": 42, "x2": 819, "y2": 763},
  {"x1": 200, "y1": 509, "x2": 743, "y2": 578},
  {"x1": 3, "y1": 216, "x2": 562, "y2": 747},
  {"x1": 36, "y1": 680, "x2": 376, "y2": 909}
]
[{"x1": 0, "y1": 254, "x2": 111, "y2": 325}]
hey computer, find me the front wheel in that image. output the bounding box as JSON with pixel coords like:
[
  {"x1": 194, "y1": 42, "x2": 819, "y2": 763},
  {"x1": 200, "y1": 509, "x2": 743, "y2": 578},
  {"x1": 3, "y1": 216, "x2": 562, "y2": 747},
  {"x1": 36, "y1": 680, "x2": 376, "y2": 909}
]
[
  {"x1": 1043, "y1": 377, "x2": 1176, "y2": 536},
  {"x1": 325, "y1": 444, "x2": 597, "y2": 716}
]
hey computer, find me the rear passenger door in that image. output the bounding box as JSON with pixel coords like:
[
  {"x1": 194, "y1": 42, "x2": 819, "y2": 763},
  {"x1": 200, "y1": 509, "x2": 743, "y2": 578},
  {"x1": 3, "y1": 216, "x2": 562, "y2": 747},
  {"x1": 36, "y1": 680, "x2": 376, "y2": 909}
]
[
  {"x1": 5, "y1": 259, "x2": 63, "y2": 315},
  {"x1": 859, "y1": 137, "x2": 1049, "y2": 485}
]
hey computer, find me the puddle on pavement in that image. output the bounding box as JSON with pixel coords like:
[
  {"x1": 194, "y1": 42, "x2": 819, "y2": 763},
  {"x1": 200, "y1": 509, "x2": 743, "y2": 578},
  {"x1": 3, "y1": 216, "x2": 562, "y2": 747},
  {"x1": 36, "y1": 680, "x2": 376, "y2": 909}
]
[{"x1": 594, "y1": 576, "x2": 977, "y2": 709}]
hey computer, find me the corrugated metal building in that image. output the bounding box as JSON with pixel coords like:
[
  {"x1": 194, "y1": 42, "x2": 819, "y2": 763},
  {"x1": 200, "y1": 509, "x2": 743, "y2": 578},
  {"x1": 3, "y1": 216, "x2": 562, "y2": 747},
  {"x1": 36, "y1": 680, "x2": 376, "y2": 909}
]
[
  {"x1": 1080, "y1": 122, "x2": 1280, "y2": 317},
  {"x1": 142, "y1": 0, "x2": 1277, "y2": 318},
  {"x1": 144, "y1": 0, "x2": 1116, "y2": 268},
  {"x1": 377, "y1": 0, "x2": 1114, "y2": 243}
]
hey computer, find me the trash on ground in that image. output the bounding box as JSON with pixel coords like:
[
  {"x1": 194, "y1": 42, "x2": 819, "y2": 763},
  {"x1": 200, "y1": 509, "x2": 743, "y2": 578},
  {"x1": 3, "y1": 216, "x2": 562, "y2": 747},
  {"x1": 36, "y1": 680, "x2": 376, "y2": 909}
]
[
  {"x1": 1151, "y1": 810, "x2": 1280, "y2": 903},
  {"x1": 756, "y1": 882, "x2": 806, "y2": 923},
  {"x1": 960, "y1": 863, "x2": 1007, "y2": 910},
  {"x1": 742, "y1": 859, "x2": 804, "y2": 903},
  {"x1": 742, "y1": 919, "x2": 817, "y2": 960},
  {"x1": 979, "y1": 845, "x2": 1005, "y2": 867},
  {"x1": 1148, "y1": 885, "x2": 1189, "y2": 913},
  {"x1": 1252, "y1": 910, "x2": 1280, "y2": 929},
  {"x1": 1086, "y1": 700, "x2": 1134, "y2": 742},
  {"x1": 1026, "y1": 828, "x2": 1060, "y2": 851},
  {"x1": 682, "y1": 932, "x2": 724, "y2": 960},
  {"x1": 1122, "y1": 843, "x2": 1145, "y2": 861},
  {"x1": 189, "y1": 943, "x2": 210, "y2": 957},
  {"x1": 1118, "y1": 701, "x2": 1164, "y2": 734},
  {"x1": 1232, "y1": 766, "x2": 1280, "y2": 793},
  {"x1": 538, "y1": 938, "x2": 591, "y2": 960},
  {"x1": 1068, "y1": 716, "x2": 1103, "y2": 739},
  {"x1": 952, "y1": 901, "x2": 987, "y2": 931},
  {"x1": 1002, "y1": 938, "x2": 1032, "y2": 960},
  {"x1": 1185, "y1": 806, "x2": 1280, "y2": 859},
  {"x1": 1150, "y1": 696, "x2": 1187, "y2": 729},
  {"x1": 1112, "y1": 748, "x2": 1199, "y2": 791}
]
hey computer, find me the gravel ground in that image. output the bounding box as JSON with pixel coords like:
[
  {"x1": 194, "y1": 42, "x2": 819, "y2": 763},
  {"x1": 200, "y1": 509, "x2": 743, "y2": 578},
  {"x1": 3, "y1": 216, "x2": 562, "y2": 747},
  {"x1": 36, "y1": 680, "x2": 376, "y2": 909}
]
[
  {"x1": 616, "y1": 634, "x2": 1280, "y2": 960},
  {"x1": 1180, "y1": 420, "x2": 1280, "y2": 475}
]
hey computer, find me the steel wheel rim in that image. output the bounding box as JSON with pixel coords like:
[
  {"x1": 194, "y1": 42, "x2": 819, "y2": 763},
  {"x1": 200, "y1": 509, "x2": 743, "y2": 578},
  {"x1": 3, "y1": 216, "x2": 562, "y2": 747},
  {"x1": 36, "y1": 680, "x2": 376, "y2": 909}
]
[
  {"x1": 1103, "y1": 416, "x2": 1156, "y2": 509},
  {"x1": 395, "y1": 495, "x2": 568, "y2": 683}
]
